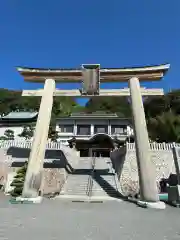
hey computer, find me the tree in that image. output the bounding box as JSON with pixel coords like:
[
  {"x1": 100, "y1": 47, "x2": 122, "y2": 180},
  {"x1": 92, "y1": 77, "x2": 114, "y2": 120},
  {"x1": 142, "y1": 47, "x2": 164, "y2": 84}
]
[
  {"x1": 144, "y1": 90, "x2": 180, "y2": 118},
  {"x1": 144, "y1": 90, "x2": 180, "y2": 142},
  {"x1": 10, "y1": 162, "x2": 27, "y2": 197},
  {"x1": 85, "y1": 97, "x2": 131, "y2": 117},
  {"x1": 18, "y1": 125, "x2": 34, "y2": 140},
  {"x1": 48, "y1": 126, "x2": 59, "y2": 142},
  {"x1": 147, "y1": 111, "x2": 180, "y2": 143},
  {"x1": 0, "y1": 88, "x2": 80, "y2": 116},
  {"x1": 166, "y1": 90, "x2": 180, "y2": 114},
  {"x1": 0, "y1": 136, "x2": 7, "y2": 141},
  {"x1": 4, "y1": 129, "x2": 14, "y2": 140},
  {"x1": 144, "y1": 96, "x2": 168, "y2": 118}
]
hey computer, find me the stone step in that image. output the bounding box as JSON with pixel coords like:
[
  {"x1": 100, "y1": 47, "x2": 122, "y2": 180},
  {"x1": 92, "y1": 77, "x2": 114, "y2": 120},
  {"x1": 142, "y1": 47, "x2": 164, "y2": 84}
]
[
  {"x1": 92, "y1": 188, "x2": 118, "y2": 192},
  {"x1": 63, "y1": 185, "x2": 89, "y2": 189},
  {"x1": 65, "y1": 192, "x2": 87, "y2": 196},
  {"x1": 60, "y1": 157, "x2": 119, "y2": 198},
  {"x1": 93, "y1": 187, "x2": 118, "y2": 191},
  {"x1": 66, "y1": 190, "x2": 88, "y2": 194},
  {"x1": 66, "y1": 187, "x2": 88, "y2": 190}
]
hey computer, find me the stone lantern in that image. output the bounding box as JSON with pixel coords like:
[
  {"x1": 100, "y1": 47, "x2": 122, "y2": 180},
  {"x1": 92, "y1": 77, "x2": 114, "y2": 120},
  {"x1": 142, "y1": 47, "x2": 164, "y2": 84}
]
[{"x1": 71, "y1": 137, "x2": 76, "y2": 150}]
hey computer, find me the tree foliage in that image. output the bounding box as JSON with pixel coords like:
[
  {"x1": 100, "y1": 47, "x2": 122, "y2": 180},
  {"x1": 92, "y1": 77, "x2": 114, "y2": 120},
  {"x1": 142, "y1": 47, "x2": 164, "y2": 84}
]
[
  {"x1": 85, "y1": 97, "x2": 131, "y2": 117},
  {"x1": 144, "y1": 89, "x2": 180, "y2": 143},
  {"x1": 18, "y1": 125, "x2": 34, "y2": 140},
  {"x1": 0, "y1": 89, "x2": 40, "y2": 114},
  {"x1": 0, "y1": 129, "x2": 15, "y2": 140},
  {"x1": 0, "y1": 89, "x2": 78, "y2": 116},
  {"x1": 147, "y1": 112, "x2": 180, "y2": 143},
  {"x1": 144, "y1": 90, "x2": 180, "y2": 117},
  {"x1": 10, "y1": 162, "x2": 27, "y2": 197},
  {"x1": 48, "y1": 126, "x2": 59, "y2": 142}
]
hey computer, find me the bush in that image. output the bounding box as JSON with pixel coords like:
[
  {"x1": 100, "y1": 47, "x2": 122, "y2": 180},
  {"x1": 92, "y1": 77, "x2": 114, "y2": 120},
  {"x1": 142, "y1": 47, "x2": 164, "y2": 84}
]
[{"x1": 10, "y1": 162, "x2": 28, "y2": 197}]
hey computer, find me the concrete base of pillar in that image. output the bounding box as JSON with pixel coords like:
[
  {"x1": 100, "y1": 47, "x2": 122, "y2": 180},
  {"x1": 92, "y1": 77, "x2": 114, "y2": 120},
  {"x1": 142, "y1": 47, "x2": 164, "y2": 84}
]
[
  {"x1": 15, "y1": 196, "x2": 42, "y2": 204},
  {"x1": 137, "y1": 200, "x2": 166, "y2": 210}
]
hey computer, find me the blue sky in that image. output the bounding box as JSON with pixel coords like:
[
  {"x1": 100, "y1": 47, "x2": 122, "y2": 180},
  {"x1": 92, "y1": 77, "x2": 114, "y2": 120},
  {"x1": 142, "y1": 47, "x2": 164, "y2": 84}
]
[{"x1": 0, "y1": 0, "x2": 180, "y2": 105}]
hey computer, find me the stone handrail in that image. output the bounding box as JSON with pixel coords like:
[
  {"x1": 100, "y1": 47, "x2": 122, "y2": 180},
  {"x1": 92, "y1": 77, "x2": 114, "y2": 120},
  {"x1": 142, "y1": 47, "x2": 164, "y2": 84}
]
[
  {"x1": 0, "y1": 140, "x2": 62, "y2": 149},
  {"x1": 0, "y1": 140, "x2": 79, "y2": 168},
  {"x1": 126, "y1": 142, "x2": 180, "y2": 151}
]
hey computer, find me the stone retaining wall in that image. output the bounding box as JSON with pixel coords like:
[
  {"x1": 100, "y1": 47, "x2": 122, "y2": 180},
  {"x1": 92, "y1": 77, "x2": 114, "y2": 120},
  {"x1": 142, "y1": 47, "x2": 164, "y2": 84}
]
[
  {"x1": 111, "y1": 143, "x2": 176, "y2": 197},
  {"x1": 42, "y1": 168, "x2": 67, "y2": 195},
  {"x1": 0, "y1": 148, "x2": 68, "y2": 195}
]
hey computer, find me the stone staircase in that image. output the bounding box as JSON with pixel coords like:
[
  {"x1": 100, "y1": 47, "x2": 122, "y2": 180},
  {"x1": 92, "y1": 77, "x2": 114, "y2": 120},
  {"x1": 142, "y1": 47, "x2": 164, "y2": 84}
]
[
  {"x1": 60, "y1": 175, "x2": 90, "y2": 196},
  {"x1": 74, "y1": 157, "x2": 92, "y2": 170},
  {"x1": 60, "y1": 157, "x2": 91, "y2": 196},
  {"x1": 92, "y1": 175, "x2": 119, "y2": 197},
  {"x1": 59, "y1": 156, "x2": 121, "y2": 201},
  {"x1": 92, "y1": 157, "x2": 120, "y2": 197}
]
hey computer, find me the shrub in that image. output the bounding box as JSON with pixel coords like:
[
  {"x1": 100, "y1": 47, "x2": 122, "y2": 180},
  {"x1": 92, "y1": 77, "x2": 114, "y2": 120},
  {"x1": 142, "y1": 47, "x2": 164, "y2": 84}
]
[{"x1": 10, "y1": 162, "x2": 27, "y2": 197}]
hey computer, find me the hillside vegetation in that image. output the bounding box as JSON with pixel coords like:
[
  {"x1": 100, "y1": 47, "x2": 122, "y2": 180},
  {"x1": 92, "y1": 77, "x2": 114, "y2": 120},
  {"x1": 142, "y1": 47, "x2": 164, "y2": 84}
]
[{"x1": 0, "y1": 88, "x2": 180, "y2": 143}]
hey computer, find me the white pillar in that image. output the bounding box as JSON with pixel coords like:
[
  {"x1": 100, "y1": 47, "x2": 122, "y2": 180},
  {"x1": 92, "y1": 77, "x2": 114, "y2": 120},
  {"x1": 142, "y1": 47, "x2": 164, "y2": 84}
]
[
  {"x1": 108, "y1": 120, "x2": 111, "y2": 135},
  {"x1": 128, "y1": 77, "x2": 159, "y2": 202},
  {"x1": 91, "y1": 124, "x2": 94, "y2": 136},
  {"x1": 22, "y1": 78, "x2": 55, "y2": 198},
  {"x1": 74, "y1": 120, "x2": 77, "y2": 135}
]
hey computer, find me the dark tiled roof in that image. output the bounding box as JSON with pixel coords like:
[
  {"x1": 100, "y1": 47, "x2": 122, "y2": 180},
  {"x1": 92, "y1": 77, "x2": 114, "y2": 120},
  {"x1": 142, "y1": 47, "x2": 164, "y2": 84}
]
[
  {"x1": 70, "y1": 112, "x2": 118, "y2": 117},
  {"x1": 1, "y1": 112, "x2": 38, "y2": 119}
]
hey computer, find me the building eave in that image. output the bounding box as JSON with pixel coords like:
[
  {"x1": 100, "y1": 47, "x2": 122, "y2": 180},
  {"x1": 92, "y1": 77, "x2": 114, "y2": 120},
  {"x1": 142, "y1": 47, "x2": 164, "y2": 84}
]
[
  {"x1": 0, "y1": 118, "x2": 37, "y2": 124},
  {"x1": 56, "y1": 116, "x2": 132, "y2": 121},
  {"x1": 17, "y1": 63, "x2": 170, "y2": 83}
]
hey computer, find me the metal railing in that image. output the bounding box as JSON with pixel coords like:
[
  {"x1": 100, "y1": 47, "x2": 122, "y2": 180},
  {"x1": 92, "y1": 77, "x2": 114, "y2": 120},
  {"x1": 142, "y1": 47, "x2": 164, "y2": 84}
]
[
  {"x1": 86, "y1": 155, "x2": 96, "y2": 197},
  {"x1": 109, "y1": 160, "x2": 119, "y2": 193}
]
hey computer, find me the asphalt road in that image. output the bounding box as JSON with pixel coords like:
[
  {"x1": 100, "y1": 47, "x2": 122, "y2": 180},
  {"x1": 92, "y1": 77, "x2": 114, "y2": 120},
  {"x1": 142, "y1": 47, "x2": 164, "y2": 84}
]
[{"x1": 0, "y1": 197, "x2": 180, "y2": 240}]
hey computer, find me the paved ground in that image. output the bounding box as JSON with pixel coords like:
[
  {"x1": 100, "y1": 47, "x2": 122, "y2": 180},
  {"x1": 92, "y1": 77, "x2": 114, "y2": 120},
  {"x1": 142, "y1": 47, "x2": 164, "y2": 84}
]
[{"x1": 0, "y1": 196, "x2": 180, "y2": 240}]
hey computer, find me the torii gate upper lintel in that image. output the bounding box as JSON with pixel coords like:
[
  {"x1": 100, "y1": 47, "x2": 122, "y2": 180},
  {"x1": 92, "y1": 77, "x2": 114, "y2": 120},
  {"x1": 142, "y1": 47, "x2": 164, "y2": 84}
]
[{"x1": 17, "y1": 63, "x2": 170, "y2": 209}]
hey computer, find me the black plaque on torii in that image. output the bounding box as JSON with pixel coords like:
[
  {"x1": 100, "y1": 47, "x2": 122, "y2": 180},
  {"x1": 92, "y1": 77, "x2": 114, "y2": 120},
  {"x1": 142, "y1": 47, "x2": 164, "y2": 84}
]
[{"x1": 81, "y1": 64, "x2": 100, "y2": 96}]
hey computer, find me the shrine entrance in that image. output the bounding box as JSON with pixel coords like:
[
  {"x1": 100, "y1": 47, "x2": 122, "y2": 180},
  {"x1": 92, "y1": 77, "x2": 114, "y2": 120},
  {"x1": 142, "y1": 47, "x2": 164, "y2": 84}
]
[
  {"x1": 79, "y1": 148, "x2": 111, "y2": 157},
  {"x1": 68, "y1": 133, "x2": 118, "y2": 157},
  {"x1": 90, "y1": 148, "x2": 111, "y2": 158}
]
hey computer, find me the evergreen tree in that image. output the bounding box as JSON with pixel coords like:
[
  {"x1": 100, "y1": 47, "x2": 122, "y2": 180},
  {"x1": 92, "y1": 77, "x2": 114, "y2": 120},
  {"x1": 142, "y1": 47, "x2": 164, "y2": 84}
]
[
  {"x1": 4, "y1": 129, "x2": 14, "y2": 140},
  {"x1": 18, "y1": 125, "x2": 34, "y2": 140},
  {"x1": 10, "y1": 162, "x2": 28, "y2": 197},
  {"x1": 48, "y1": 126, "x2": 59, "y2": 142},
  {"x1": 147, "y1": 111, "x2": 180, "y2": 143}
]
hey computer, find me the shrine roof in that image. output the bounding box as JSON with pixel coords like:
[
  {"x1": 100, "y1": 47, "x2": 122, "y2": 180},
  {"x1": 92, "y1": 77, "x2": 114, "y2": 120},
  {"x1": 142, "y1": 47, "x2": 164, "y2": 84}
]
[
  {"x1": 57, "y1": 112, "x2": 131, "y2": 120},
  {"x1": 17, "y1": 63, "x2": 170, "y2": 83},
  {"x1": 70, "y1": 112, "x2": 118, "y2": 118},
  {"x1": 1, "y1": 112, "x2": 38, "y2": 120}
]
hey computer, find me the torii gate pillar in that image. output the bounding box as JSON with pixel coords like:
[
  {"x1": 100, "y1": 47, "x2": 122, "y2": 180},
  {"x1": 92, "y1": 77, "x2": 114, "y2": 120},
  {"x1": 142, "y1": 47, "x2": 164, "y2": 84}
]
[
  {"x1": 129, "y1": 77, "x2": 159, "y2": 204},
  {"x1": 22, "y1": 78, "x2": 55, "y2": 198}
]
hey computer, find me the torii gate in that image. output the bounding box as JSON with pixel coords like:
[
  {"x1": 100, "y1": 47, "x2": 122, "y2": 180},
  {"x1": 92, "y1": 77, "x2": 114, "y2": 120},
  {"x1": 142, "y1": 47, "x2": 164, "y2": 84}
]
[{"x1": 17, "y1": 63, "x2": 170, "y2": 208}]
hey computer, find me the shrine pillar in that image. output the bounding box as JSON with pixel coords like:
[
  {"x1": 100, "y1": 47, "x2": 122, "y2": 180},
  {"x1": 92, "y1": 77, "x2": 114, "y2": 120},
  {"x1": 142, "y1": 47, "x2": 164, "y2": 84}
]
[
  {"x1": 128, "y1": 77, "x2": 159, "y2": 203},
  {"x1": 22, "y1": 78, "x2": 55, "y2": 198}
]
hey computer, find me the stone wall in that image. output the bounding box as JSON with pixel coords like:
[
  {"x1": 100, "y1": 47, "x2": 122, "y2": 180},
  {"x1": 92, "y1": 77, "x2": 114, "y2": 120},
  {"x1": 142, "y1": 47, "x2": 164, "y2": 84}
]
[
  {"x1": 0, "y1": 147, "x2": 68, "y2": 195},
  {"x1": 42, "y1": 168, "x2": 67, "y2": 195},
  {"x1": 111, "y1": 143, "x2": 178, "y2": 197}
]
